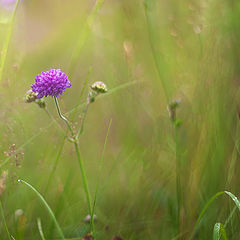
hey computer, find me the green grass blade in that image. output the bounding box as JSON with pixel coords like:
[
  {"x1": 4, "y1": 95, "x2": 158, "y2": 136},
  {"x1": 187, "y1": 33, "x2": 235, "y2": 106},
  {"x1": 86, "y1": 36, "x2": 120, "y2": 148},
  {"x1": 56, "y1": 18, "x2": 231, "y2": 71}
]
[
  {"x1": 144, "y1": 0, "x2": 171, "y2": 102},
  {"x1": 18, "y1": 179, "x2": 65, "y2": 240},
  {"x1": 68, "y1": 0, "x2": 105, "y2": 74},
  {"x1": 0, "y1": 0, "x2": 19, "y2": 83},
  {"x1": 190, "y1": 191, "x2": 240, "y2": 240},
  {"x1": 0, "y1": 200, "x2": 11, "y2": 240},
  {"x1": 91, "y1": 118, "x2": 112, "y2": 237},
  {"x1": 213, "y1": 223, "x2": 228, "y2": 240},
  {"x1": 224, "y1": 191, "x2": 240, "y2": 211},
  {"x1": 195, "y1": 191, "x2": 225, "y2": 228},
  {"x1": 37, "y1": 218, "x2": 46, "y2": 240}
]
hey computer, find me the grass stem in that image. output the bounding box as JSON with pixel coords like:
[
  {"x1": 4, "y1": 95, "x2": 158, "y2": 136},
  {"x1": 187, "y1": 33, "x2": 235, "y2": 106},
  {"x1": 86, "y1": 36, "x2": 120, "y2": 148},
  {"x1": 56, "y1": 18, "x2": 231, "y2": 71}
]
[{"x1": 18, "y1": 179, "x2": 65, "y2": 240}]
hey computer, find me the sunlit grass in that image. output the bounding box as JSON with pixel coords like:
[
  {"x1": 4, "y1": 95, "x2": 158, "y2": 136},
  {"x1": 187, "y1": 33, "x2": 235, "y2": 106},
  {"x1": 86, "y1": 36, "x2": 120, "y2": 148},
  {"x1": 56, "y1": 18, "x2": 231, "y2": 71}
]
[{"x1": 0, "y1": 0, "x2": 240, "y2": 239}]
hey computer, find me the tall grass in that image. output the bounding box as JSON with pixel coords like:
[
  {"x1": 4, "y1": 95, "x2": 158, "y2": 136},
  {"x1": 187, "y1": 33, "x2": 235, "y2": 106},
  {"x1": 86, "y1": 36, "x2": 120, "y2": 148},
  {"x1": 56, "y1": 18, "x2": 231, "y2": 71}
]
[{"x1": 0, "y1": 0, "x2": 240, "y2": 239}]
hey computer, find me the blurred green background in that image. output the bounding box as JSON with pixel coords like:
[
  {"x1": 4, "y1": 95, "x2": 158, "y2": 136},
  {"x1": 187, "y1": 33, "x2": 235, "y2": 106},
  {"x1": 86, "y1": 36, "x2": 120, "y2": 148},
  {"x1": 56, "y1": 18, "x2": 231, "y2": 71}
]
[{"x1": 1, "y1": 0, "x2": 240, "y2": 239}]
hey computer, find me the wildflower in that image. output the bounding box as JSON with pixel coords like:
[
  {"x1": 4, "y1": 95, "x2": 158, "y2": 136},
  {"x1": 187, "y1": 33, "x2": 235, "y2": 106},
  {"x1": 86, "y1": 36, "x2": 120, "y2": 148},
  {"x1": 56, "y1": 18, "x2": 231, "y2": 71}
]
[
  {"x1": 31, "y1": 69, "x2": 71, "y2": 98},
  {"x1": 90, "y1": 81, "x2": 108, "y2": 94}
]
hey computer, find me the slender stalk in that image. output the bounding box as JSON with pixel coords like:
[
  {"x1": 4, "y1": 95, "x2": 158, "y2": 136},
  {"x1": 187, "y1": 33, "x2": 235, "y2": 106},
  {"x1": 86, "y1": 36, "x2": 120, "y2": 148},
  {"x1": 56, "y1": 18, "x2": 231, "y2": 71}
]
[
  {"x1": 18, "y1": 179, "x2": 65, "y2": 240},
  {"x1": 0, "y1": 0, "x2": 19, "y2": 83},
  {"x1": 71, "y1": 66, "x2": 92, "y2": 121},
  {"x1": 73, "y1": 141, "x2": 93, "y2": 232},
  {"x1": 0, "y1": 199, "x2": 11, "y2": 240},
  {"x1": 76, "y1": 102, "x2": 90, "y2": 139},
  {"x1": 44, "y1": 136, "x2": 66, "y2": 195},
  {"x1": 53, "y1": 98, "x2": 94, "y2": 234},
  {"x1": 175, "y1": 126, "x2": 181, "y2": 236},
  {"x1": 44, "y1": 108, "x2": 65, "y2": 136},
  {"x1": 37, "y1": 218, "x2": 46, "y2": 240},
  {"x1": 53, "y1": 97, "x2": 74, "y2": 137},
  {"x1": 144, "y1": 2, "x2": 171, "y2": 103},
  {"x1": 68, "y1": 0, "x2": 105, "y2": 74},
  {"x1": 91, "y1": 119, "x2": 112, "y2": 238}
]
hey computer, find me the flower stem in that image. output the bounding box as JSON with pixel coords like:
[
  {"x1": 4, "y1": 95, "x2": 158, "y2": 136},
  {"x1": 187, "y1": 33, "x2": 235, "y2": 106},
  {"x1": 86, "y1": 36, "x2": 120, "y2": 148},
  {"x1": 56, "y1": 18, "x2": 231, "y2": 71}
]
[
  {"x1": 73, "y1": 141, "x2": 94, "y2": 233},
  {"x1": 53, "y1": 97, "x2": 74, "y2": 137},
  {"x1": 53, "y1": 97, "x2": 94, "y2": 234}
]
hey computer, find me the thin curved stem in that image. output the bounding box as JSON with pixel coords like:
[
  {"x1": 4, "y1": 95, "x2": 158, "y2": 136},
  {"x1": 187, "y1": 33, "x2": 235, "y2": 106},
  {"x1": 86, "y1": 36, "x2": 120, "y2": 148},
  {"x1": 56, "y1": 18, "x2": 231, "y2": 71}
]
[
  {"x1": 0, "y1": 200, "x2": 11, "y2": 240},
  {"x1": 18, "y1": 179, "x2": 65, "y2": 240},
  {"x1": 53, "y1": 97, "x2": 74, "y2": 137},
  {"x1": 37, "y1": 218, "x2": 46, "y2": 240},
  {"x1": 53, "y1": 97, "x2": 94, "y2": 234},
  {"x1": 73, "y1": 141, "x2": 93, "y2": 232}
]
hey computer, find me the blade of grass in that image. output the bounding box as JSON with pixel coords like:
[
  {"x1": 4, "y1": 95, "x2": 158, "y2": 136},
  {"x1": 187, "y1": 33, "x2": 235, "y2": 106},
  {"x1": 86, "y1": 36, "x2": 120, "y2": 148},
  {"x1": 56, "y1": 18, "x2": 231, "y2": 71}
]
[
  {"x1": 144, "y1": 0, "x2": 171, "y2": 102},
  {"x1": 18, "y1": 179, "x2": 65, "y2": 240},
  {"x1": 67, "y1": 80, "x2": 139, "y2": 115},
  {"x1": 44, "y1": 136, "x2": 66, "y2": 195},
  {"x1": 0, "y1": 0, "x2": 19, "y2": 83},
  {"x1": 0, "y1": 200, "x2": 11, "y2": 240},
  {"x1": 190, "y1": 191, "x2": 240, "y2": 240},
  {"x1": 68, "y1": 0, "x2": 105, "y2": 74},
  {"x1": 71, "y1": 66, "x2": 92, "y2": 121},
  {"x1": 37, "y1": 218, "x2": 46, "y2": 240},
  {"x1": 213, "y1": 223, "x2": 228, "y2": 240},
  {"x1": 91, "y1": 118, "x2": 112, "y2": 238}
]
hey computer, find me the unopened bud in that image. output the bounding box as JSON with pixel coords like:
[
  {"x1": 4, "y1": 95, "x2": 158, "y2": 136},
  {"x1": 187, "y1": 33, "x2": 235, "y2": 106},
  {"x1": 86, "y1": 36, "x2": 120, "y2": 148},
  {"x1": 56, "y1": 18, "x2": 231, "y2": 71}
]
[
  {"x1": 88, "y1": 91, "x2": 97, "y2": 103},
  {"x1": 35, "y1": 98, "x2": 46, "y2": 109},
  {"x1": 25, "y1": 90, "x2": 37, "y2": 103},
  {"x1": 167, "y1": 99, "x2": 181, "y2": 124},
  {"x1": 90, "y1": 81, "x2": 108, "y2": 94}
]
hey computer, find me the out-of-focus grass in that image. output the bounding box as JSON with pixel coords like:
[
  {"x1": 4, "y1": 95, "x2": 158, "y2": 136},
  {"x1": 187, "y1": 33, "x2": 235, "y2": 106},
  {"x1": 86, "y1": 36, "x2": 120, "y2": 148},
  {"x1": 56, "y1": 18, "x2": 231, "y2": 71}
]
[{"x1": 1, "y1": 0, "x2": 240, "y2": 239}]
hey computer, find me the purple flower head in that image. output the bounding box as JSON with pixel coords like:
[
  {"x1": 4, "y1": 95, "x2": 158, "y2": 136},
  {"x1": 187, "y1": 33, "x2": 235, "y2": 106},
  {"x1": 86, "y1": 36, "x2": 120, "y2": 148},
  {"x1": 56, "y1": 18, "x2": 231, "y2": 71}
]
[{"x1": 31, "y1": 69, "x2": 72, "y2": 98}]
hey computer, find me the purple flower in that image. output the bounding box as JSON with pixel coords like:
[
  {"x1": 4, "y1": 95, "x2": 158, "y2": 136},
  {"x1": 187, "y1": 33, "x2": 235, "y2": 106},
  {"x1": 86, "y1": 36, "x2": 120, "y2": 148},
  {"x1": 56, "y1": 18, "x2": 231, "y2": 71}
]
[{"x1": 31, "y1": 69, "x2": 72, "y2": 98}]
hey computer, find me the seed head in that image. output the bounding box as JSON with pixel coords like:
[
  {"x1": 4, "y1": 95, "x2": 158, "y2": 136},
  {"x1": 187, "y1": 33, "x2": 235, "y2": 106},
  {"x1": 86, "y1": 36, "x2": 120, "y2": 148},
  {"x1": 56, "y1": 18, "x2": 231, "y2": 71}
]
[
  {"x1": 31, "y1": 69, "x2": 72, "y2": 98},
  {"x1": 90, "y1": 81, "x2": 108, "y2": 94}
]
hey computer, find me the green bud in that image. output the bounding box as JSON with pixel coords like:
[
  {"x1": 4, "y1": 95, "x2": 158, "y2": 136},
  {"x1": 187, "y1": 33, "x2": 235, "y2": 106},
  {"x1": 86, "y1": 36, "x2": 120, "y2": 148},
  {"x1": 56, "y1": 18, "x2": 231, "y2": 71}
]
[
  {"x1": 90, "y1": 81, "x2": 108, "y2": 94},
  {"x1": 88, "y1": 91, "x2": 96, "y2": 103},
  {"x1": 35, "y1": 98, "x2": 46, "y2": 109},
  {"x1": 25, "y1": 90, "x2": 37, "y2": 103}
]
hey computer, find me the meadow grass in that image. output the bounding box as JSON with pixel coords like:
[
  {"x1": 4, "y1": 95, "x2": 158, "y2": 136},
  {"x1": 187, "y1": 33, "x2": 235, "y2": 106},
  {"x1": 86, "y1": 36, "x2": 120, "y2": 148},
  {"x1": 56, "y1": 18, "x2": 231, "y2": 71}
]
[{"x1": 1, "y1": 0, "x2": 240, "y2": 239}]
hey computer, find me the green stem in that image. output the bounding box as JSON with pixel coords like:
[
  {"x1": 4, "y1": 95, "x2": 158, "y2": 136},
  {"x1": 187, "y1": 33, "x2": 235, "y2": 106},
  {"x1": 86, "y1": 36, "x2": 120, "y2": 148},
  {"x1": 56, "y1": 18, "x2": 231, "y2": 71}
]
[
  {"x1": 44, "y1": 108, "x2": 66, "y2": 136},
  {"x1": 44, "y1": 136, "x2": 66, "y2": 195},
  {"x1": 76, "y1": 102, "x2": 90, "y2": 139},
  {"x1": 53, "y1": 97, "x2": 74, "y2": 137},
  {"x1": 73, "y1": 141, "x2": 93, "y2": 233},
  {"x1": 0, "y1": 0, "x2": 19, "y2": 83},
  {"x1": 53, "y1": 97, "x2": 94, "y2": 234},
  {"x1": 175, "y1": 127, "x2": 181, "y2": 236},
  {"x1": 91, "y1": 119, "x2": 112, "y2": 238},
  {"x1": 0, "y1": 199, "x2": 11, "y2": 240},
  {"x1": 18, "y1": 179, "x2": 65, "y2": 240},
  {"x1": 37, "y1": 218, "x2": 46, "y2": 240}
]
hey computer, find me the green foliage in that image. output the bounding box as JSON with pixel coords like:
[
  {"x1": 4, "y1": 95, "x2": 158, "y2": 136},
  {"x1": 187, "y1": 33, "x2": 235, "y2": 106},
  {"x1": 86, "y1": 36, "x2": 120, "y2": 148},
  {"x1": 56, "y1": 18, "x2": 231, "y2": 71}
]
[{"x1": 0, "y1": 0, "x2": 240, "y2": 239}]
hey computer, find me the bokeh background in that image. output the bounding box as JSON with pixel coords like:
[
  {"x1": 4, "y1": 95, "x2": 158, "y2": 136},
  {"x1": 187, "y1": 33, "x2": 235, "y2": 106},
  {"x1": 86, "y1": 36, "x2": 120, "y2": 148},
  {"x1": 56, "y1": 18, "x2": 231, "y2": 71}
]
[{"x1": 1, "y1": 0, "x2": 240, "y2": 239}]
